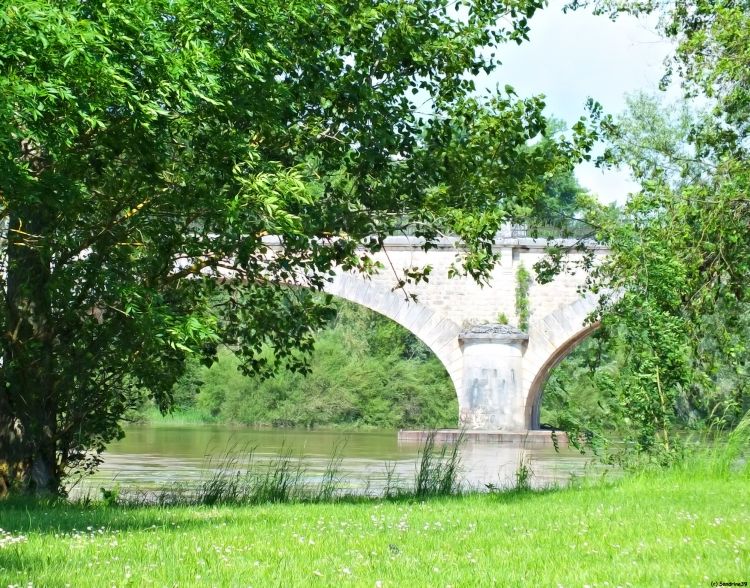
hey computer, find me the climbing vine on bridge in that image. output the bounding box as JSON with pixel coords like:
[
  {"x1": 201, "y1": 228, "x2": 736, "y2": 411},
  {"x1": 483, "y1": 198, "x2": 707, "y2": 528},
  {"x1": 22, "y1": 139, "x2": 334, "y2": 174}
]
[{"x1": 515, "y1": 264, "x2": 532, "y2": 332}]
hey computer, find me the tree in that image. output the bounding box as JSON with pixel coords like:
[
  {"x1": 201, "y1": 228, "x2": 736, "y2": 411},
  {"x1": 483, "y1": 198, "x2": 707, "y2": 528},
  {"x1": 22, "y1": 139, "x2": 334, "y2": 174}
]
[
  {"x1": 535, "y1": 89, "x2": 750, "y2": 459},
  {"x1": 599, "y1": 94, "x2": 749, "y2": 429},
  {"x1": 0, "y1": 0, "x2": 590, "y2": 494},
  {"x1": 563, "y1": 0, "x2": 750, "y2": 456},
  {"x1": 534, "y1": 117, "x2": 590, "y2": 221}
]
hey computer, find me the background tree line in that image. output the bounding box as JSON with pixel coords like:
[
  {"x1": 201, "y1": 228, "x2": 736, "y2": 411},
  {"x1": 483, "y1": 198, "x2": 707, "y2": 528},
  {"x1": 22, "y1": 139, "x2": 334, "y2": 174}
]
[{"x1": 132, "y1": 300, "x2": 457, "y2": 429}]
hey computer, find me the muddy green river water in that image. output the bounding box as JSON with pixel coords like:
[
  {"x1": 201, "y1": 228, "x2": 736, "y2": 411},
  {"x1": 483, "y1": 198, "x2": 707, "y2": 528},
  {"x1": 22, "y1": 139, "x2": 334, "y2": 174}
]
[{"x1": 72, "y1": 425, "x2": 602, "y2": 498}]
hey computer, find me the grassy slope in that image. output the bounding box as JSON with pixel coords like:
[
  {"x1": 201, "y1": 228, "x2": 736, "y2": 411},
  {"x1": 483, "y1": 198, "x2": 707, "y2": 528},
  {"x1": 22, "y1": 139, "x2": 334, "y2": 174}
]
[{"x1": 1, "y1": 469, "x2": 748, "y2": 587}]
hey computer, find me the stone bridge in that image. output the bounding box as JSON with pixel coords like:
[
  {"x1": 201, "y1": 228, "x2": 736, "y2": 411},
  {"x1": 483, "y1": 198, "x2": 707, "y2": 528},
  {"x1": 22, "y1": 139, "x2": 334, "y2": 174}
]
[
  {"x1": 312, "y1": 235, "x2": 607, "y2": 432},
  {"x1": 261, "y1": 234, "x2": 606, "y2": 431}
]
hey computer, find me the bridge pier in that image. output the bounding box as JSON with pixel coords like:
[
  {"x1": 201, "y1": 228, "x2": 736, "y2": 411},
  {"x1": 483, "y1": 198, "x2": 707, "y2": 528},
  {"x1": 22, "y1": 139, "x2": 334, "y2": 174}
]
[{"x1": 458, "y1": 325, "x2": 529, "y2": 430}]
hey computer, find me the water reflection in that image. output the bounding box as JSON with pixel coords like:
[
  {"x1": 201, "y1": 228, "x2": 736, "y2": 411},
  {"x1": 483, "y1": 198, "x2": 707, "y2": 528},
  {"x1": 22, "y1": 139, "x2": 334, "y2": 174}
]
[{"x1": 75, "y1": 425, "x2": 599, "y2": 497}]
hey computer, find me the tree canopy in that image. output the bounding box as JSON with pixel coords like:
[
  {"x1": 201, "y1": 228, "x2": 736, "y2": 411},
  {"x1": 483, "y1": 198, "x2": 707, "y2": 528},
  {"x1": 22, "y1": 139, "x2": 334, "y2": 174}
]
[
  {"x1": 0, "y1": 0, "x2": 590, "y2": 494},
  {"x1": 549, "y1": 0, "x2": 750, "y2": 459}
]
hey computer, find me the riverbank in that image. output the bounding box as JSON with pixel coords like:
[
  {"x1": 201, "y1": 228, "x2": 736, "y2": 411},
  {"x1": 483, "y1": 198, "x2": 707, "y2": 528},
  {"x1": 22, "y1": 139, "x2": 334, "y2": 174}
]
[{"x1": 1, "y1": 463, "x2": 747, "y2": 586}]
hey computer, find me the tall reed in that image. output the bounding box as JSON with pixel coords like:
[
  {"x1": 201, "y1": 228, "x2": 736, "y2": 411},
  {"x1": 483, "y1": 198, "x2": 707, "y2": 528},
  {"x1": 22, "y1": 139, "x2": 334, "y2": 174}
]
[{"x1": 414, "y1": 430, "x2": 464, "y2": 497}]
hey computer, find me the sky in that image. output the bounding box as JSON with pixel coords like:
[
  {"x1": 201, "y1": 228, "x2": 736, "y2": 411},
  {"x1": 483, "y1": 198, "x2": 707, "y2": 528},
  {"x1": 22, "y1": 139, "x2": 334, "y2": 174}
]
[{"x1": 475, "y1": 0, "x2": 677, "y2": 204}]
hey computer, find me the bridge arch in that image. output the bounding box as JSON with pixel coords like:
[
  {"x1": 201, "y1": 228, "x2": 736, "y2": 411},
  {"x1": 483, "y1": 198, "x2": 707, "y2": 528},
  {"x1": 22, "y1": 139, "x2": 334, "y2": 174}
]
[
  {"x1": 522, "y1": 295, "x2": 601, "y2": 429},
  {"x1": 323, "y1": 273, "x2": 464, "y2": 395}
]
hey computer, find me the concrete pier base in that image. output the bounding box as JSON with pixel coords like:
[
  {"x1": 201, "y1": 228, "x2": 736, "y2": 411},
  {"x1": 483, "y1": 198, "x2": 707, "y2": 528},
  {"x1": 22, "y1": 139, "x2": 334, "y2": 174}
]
[{"x1": 397, "y1": 429, "x2": 568, "y2": 449}]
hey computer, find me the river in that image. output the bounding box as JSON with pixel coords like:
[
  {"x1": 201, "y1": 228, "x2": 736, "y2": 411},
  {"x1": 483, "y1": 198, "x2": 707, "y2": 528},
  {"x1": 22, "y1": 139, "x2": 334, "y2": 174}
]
[{"x1": 72, "y1": 425, "x2": 602, "y2": 499}]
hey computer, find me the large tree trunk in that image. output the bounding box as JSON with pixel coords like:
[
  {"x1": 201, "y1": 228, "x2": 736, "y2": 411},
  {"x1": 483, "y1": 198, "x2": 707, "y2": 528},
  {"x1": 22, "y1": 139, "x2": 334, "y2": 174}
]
[{"x1": 1, "y1": 206, "x2": 59, "y2": 495}]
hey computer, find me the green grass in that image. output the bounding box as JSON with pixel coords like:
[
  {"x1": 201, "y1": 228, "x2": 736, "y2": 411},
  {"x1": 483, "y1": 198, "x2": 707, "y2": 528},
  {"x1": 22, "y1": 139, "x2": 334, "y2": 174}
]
[{"x1": 1, "y1": 466, "x2": 748, "y2": 587}]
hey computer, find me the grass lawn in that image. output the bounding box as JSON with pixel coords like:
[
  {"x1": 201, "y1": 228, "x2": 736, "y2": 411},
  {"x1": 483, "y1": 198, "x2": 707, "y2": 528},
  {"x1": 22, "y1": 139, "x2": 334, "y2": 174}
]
[{"x1": 0, "y1": 467, "x2": 748, "y2": 587}]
